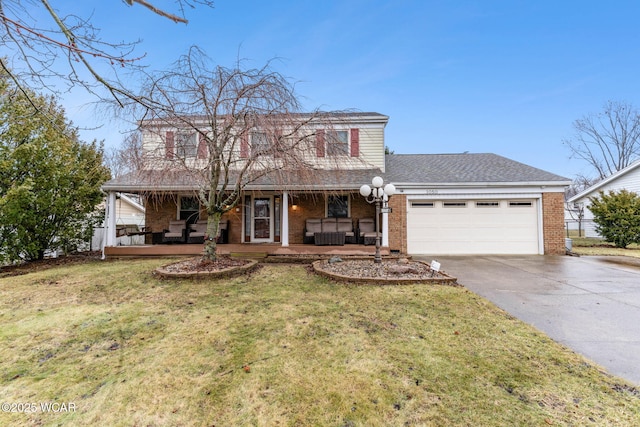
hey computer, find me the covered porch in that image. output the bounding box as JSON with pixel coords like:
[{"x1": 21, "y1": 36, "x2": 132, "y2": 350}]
[
  {"x1": 100, "y1": 167, "x2": 398, "y2": 258},
  {"x1": 103, "y1": 242, "x2": 391, "y2": 258},
  {"x1": 101, "y1": 188, "x2": 393, "y2": 258}
]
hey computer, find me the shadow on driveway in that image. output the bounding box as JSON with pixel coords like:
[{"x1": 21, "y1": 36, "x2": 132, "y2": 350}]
[{"x1": 415, "y1": 255, "x2": 640, "y2": 386}]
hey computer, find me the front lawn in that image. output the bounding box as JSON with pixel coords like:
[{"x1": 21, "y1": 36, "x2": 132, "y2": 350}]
[
  {"x1": 570, "y1": 235, "x2": 640, "y2": 258},
  {"x1": 1, "y1": 258, "x2": 639, "y2": 426}
]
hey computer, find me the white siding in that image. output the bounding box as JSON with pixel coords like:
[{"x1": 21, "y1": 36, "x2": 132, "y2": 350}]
[
  {"x1": 573, "y1": 165, "x2": 640, "y2": 238},
  {"x1": 358, "y1": 126, "x2": 385, "y2": 170},
  {"x1": 140, "y1": 114, "x2": 389, "y2": 172}
]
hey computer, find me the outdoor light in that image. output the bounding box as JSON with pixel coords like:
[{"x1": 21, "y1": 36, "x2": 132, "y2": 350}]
[
  {"x1": 292, "y1": 204, "x2": 298, "y2": 211},
  {"x1": 359, "y1": 176, "x2": 395, "y2": 264}
]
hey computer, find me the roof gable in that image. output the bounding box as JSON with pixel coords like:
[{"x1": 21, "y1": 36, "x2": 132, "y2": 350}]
[{"x1": 568, "y1": 159, "x2": 640, "y2": 202}]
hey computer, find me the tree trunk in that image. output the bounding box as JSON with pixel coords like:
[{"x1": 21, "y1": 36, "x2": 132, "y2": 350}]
[{"x1": 203, "y1": 211, "x2": 222, "y2": 260}]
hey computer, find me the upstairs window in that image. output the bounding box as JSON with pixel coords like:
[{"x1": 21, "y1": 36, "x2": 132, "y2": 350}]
[
  {"x1": 176, "y1": 132, "x2": 197, "y2": 158},
  {"x1": 251, "y1": 132, "x2": 270, "y2": 156},
  {"x1": 327, "y1": 130, "x2": 349, "y2": 156}
]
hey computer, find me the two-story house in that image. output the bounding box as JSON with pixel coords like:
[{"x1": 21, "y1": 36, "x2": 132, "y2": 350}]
[{"x1": 101, "y1": 112, "x2": 571, "y2": 256}]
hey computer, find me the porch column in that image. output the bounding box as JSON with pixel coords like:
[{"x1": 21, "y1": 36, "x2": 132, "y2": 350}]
[
  {"x1": 281, "y1": 191, "x2": 289, "y2": 247},
  {"x1": 102, "y1": 191, "x2": 117, "y2": 259},
  {"x1": 382, "y1": 208, "x2": 389, "y2": 247}
]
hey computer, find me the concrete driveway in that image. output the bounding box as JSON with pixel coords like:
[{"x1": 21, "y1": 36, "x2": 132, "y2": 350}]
[{"x1": 419, "y1": 255, "x2": 640, "y2": 386}]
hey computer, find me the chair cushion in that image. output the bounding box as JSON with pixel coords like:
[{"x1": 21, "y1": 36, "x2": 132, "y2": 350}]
[
  {"x1": 306, "y1": 219, "x2": 322, "y2": 233},
  {"x1": 168, "y1": 220, "x2": 186, "y2": 233},
  {"x1": 164, "y1": 232, "x2": 183, "y2": 238},
  {"x1": 190, "y1": 220, "x2": 207, "y2": 234},
  {"x1": 336, "y1": 218, "x2": 353, "y2": 233},
  {"x1": 358, "y1": 218, "x2": 375, "y2": 234},
  {"x1": 321, "y1": 218, "x2": 337, "y2": 232}
]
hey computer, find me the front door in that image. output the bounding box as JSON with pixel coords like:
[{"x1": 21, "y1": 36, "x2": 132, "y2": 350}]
[{"x1": 252, "y1": 197, "x2": 272, "y2": 242}]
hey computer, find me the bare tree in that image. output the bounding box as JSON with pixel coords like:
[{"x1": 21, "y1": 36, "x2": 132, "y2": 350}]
[
  {"x1": 564, "y1": 200, "x2": 586, "y2": 238},
  {"x1": 565, "y1": 173, "x2": 599, "y2": 200},
  {"x1": 0, "y1": 0, "x2": 214, "y2": 107},
  {"x1": 124, "y1": 47, "x2": 358, "y2": 260},
  {"x1": 105, "y1": 132, "x2": 144, "y2": 178},
  {"x1": 563, "y1": 101, "x2": 640, "y2": 180}
]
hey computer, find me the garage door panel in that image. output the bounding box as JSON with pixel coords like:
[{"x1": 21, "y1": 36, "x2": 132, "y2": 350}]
[{"x1": 407, "y1": 199, "x2": 538, "y2": 255}]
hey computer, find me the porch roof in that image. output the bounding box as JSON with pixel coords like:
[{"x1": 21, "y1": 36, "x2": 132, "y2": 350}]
[{"x1": 102, "y1": 167, "x2": 386, "y2": 193}]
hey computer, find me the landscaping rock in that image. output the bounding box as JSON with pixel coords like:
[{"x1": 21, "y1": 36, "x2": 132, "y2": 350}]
[{"x1": 387, "y1": 265, "x2": 419, "y2": 275}]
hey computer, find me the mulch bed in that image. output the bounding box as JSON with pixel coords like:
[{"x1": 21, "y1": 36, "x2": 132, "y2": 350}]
[
  {"x1": 313, "y1": 258, "x2": 458, "y2": 285},
  {"x1": 159, "y1": 256, "x2": 251, "y2": 273},
  {"x1": 154, "y1": 256, "x2": 258, "y2": 279}
]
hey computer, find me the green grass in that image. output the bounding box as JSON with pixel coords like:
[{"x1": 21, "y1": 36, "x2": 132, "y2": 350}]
[
  {"x1": 568, "y1": 234, "x2": 640, "y2": 258},
  {"x1": 1, "y1": 258, "x2": 639, "y2": 426}
]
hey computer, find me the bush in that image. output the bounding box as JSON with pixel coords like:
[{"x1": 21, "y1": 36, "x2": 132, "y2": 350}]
[{"x1": 588, "y1": 189, "x2": 640, "y2": 248}]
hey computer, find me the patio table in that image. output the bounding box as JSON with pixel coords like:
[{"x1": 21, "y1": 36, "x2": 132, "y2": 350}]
[{"x1": 314, "y1": 231, "x2": 346, "y2": 246}]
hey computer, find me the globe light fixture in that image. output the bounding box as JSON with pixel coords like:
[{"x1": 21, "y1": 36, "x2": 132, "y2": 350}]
[{"x1": 359, "y1": 176, "x2": 395, "y2": 263}]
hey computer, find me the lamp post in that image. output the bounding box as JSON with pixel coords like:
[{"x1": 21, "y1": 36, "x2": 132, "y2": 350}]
[{"x1": 360, "y1": 176, "x2": 395, "y2": 263}]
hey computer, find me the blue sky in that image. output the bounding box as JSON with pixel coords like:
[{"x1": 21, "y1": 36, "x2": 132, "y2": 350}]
[{"x1": 56, "y1": 0, "x2": 640, "y2": 180}]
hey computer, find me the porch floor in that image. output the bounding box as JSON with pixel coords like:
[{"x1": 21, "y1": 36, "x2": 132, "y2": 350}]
[{"x1": 103, "y1": 243, "x2": 391, "y2": 258}]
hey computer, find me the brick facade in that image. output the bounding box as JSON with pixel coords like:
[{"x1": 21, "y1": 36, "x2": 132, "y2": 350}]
[
  {"x1": 143, "y1": 191, "x2": 565, "y2": 255},
  {"x1": 287, "y1": 193, "x2": 375, "y2": 244},
  {"x1": 542, "y1": 192, "x2": 566, "y2": 255},
  {"x1": 144, "y1": 194, "x2": 241, "y2": 243},
  {"x1": 387, "y1": 194, "x2": 407, "y2": 253},
  {"x1": 287, "y1": 194, "x2": 326, "y2": 244},
  {"x1": 146, "y1": 192, "x2": 377, "y2": 245},
  {"x1": 144, "y1": 196, "x2": 178, "y2": 243}
]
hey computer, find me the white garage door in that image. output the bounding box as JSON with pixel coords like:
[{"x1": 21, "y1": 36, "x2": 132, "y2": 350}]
[{"x1": 406, "y1": 199, "x2": 539, "y2": 255}]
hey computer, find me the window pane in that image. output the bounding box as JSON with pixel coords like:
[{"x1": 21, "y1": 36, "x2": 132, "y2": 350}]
[
  {"x1": 476, "y1": 201, "x2": 499, "y2": 207},
  {"x1": 176, "y1": 133, "x2": 197, "y2": 158},
  {"x1": 443, "y1": 202, "x2": 466, "y2": 208},
  {"x1": 327, "y1": 130, "x2": 348, "y2": 156},
  {"x1": 252, "y1": 132, "x2": 270, "y2": 156},
  {"x1": 327, "y1": 195, "x2": 348, "y2": 218},
  {"x1": 254, "y1": 198, "x2": 270, "y2": 217},
  {"x1": 254, "y1": 219, "x2": 270, "y2": 239},
  {"x1": 180, "y1": 196, "x2": 199, "y2": 224}
]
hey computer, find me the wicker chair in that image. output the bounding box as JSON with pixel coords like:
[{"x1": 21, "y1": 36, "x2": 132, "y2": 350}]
[
  {"x1": 187, "y1": 219, "x2": 207, "y2": 244},
  {"x1": 304, "y1": 218, "x2": 322, "y2": 244},
  {"x1": 337, "y1": 218, "x2": 356, "y2": 244},
  {"x1": 357, "y1": 218, "x2": 376, "y2": 245},
  {"x1": 162, "y1": 220, "x2": 187, "y2": 243}
]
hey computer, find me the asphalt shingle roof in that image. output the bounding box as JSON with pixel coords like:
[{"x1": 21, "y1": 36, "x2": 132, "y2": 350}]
[
  {"x1": 102, "y1": 153, "x2": 571, "y2": 192},
  {"x1": 383, "y1": 153, "x2": 570, "y2": 184}
]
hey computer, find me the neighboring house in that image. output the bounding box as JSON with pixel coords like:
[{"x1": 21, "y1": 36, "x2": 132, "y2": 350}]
[
  {"x1": 92, "y1": 193, "x2": 146, "y2": 250},
  {"x1": 568, "y1": 159, "x2": 640, "y2": 238},
  {"x1": 101, "y1": 112, "x2": 571, "y2": 255}
]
